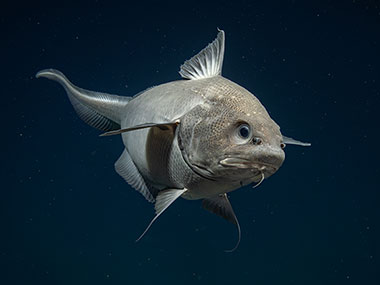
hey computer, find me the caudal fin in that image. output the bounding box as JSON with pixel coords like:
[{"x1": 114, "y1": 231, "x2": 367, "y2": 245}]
[{"x1": 36, "y1": 69, "x2": 131, "y2": 131}]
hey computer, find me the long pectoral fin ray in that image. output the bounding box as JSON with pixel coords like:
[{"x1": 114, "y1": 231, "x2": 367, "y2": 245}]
[
  {"x1": 99, "y1": 120, "x2": 180, "y2": 137},
  {"x1": 136, "y1": 188, "x2": 187, "y2": 242},
  {"x1": 282, "y1": 135, "x2": 311, "y2": 146},
  {"x1": 202, "y1": 194, "x2": 241, "y2": 252}
]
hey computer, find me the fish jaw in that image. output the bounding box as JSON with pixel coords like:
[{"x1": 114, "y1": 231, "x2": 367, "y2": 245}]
[{"x1": 218, "y1": 157, "x2": 279, "y2": 179}]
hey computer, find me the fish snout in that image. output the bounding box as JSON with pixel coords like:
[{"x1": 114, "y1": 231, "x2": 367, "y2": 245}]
[{"x1": 255, "y1": 147, "x2": 285, "y2": 175}]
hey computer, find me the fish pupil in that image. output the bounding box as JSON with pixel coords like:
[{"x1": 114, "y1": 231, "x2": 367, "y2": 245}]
[{"x1": 239, "y1": 125, "x2": 250, "y2": 138}]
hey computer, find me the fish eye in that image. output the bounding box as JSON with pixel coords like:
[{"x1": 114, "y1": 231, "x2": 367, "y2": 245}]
[{"x1": 237, "y1": 124, "x2": 250, "y2": 139}]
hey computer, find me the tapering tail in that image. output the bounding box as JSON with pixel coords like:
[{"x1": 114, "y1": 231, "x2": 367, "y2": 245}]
[{"x1": 36, "y1": 69, "x2": 131, "y2": 131}]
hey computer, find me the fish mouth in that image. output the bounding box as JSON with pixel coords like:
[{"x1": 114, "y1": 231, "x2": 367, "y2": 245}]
[{"x1": 219, "y1": 157, "x2": 278, "y2": 173}]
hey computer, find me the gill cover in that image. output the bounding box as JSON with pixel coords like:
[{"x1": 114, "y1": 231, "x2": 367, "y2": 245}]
[{"x1": 178, "y1": 104, "x2": 226, "y2": 178}]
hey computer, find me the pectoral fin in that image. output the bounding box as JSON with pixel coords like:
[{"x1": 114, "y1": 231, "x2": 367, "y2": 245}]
[
  {"x1": 115, "y1": 149, "x2": 157, "y2": 203},
  {"x1": 99, "y1": 120, "x2": 180, "y2": 137},
  {"x1": 202, "y1": 194, "x2": 241, "y2": 252},
  {"x1": 136, "y1": 188, "x2": 187, "y2": 242},
  {"x1": 282, "y1": 135, "x2": 311, "y2": 147}
]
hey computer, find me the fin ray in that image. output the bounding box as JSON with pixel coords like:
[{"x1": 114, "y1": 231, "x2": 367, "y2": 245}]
[
  {"x1": 99, "y1": 120, "x2": 180, "y2": 137},
  {"x1": 282, "y1": 135, "x2": 311, "y2": 147},
  {"x1": 179, "y1": 30, "x2": 225, "y2": 80},
  {"x1": 67, "y1": 90, "x2": 120, "y2": 131},
  {"x1": 115, "y1": 149, "x2": 155, "y2": 203},
  {"x1": 36, "y1": 69, "x2": 130, "y2": 131},
  {"x1": 136, "y1": 188, "x2": 187, "y2": 241},
  {"x1": 202, "y1": 194, "x2": 241, "y2": 252}
]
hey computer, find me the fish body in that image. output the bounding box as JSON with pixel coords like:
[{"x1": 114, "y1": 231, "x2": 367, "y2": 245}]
[
  {"x1": 122, "y1": 75, "x2": 283, "y2": 200},
  {"x1": 37, "y1": 30, "x2": 310, "y2": 251}
]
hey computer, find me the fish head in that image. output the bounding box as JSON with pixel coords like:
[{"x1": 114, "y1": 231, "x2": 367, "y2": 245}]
[{"x1": 178, "y1": 77, "x2": 285, "y2": 185}]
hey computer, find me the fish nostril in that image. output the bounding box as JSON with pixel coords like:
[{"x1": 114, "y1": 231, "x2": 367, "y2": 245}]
[{"x1": 253, "y1": 137, "x2": 262, "y2": 145}]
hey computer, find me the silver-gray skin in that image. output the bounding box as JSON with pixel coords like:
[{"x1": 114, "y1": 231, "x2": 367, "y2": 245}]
[
  {"x1": 123, "y1": 76, "x2": 284, "y2": 200},
  {"x1": 36, "y1": 30, "x2": 309, "y2": 250}
]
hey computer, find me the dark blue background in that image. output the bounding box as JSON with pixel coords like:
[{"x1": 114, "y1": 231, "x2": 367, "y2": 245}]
[{"x1": 1, "y1": 0, "x2": 379, "y2": 284}]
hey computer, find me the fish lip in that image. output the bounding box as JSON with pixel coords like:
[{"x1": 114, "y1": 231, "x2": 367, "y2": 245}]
[{"x1": 219, "y1": 157, "x2": 278, "y2": 171}]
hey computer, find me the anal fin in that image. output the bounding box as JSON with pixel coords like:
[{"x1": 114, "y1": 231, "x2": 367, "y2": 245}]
[
  {"x1": 136, "y1": 188, "x2": 187, "y2": 242},
  {"x1": 115, "y1": 149, "x2": 155, "y2": 203},
  {"x1": 202, "y1": 194, "x2": 241, "y2": 252}
]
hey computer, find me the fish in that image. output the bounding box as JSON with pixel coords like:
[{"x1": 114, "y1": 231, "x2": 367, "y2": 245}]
[{"x1": 36, "y1": 29, "x2": 310, "y2": 252}]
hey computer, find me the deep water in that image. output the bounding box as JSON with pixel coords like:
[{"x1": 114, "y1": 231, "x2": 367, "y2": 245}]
[{"x1": 1, "y1": 1, "x2": 379, "y2": 284}]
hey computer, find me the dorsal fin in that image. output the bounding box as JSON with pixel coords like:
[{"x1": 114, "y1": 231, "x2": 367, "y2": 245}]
[{"x1": 179, "y1": 29, "x2": 225, "y2": 80}]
